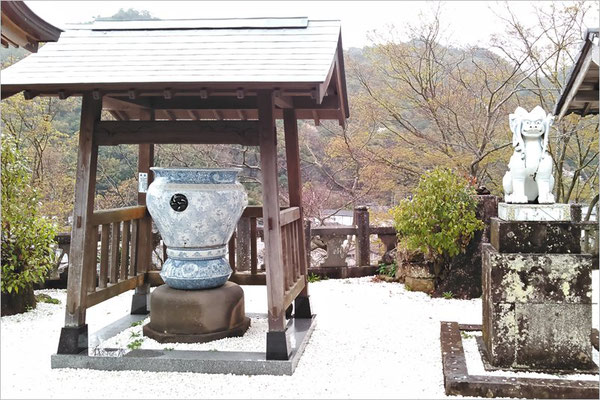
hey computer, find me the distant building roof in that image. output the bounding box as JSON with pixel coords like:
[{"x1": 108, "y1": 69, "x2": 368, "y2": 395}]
[
  {"x1": 554, "y1": 28, "x2": 599, "y2": 119},
  {"x1": 1, "y1": 1, "x2": 62, "y2": 52}
]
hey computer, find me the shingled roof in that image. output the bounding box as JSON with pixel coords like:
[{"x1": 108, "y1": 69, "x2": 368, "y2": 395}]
[{"x1": 1, "y1": 17, "x2": 349, "y2": 124}]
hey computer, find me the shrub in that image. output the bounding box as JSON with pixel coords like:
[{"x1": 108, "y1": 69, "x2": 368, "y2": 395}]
[
  {"x1": 1, "y1": 138, "x2": 57, "y2": 315},
  {"x1": 390, "y1": 167, "x2": 483, "y2": 263}
]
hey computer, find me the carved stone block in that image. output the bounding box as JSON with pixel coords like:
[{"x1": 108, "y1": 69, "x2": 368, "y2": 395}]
[
  {"x1": 490, "y1": 217, "x2": 581, "y2": 254},
  {"x1": 482, "y1": 243, "x2": 594, "y2": 370}
]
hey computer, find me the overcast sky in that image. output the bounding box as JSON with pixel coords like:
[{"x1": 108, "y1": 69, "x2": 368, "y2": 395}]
[{"x1": 25, "y1": 1, "x2": 599, "y2": 49}]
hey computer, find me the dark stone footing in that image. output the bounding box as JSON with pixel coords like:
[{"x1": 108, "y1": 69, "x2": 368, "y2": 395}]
[
  {"x1": 266, "y1": 331, "x2": 291, "y2": 360},
  {"x1": 57, "y1": 324, "x2": 88, "y2": 354},
  {"x1": 130, "y1": 292, "x2": 150, "y2": 315},
  {"x1": 294, "y1": 296, "x2": 312, "y2": 319}
]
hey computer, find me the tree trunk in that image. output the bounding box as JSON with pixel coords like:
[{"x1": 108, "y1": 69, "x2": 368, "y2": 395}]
[{"x1": 1, "y1": 286, "x2": 36, "y2": 316}]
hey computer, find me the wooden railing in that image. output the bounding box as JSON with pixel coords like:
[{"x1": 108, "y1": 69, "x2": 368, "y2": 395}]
[
  {"x1": 279, "y1": 207, "x2": 306, "y2": 308},
  {"x1": 85, "y1": 205, "x2": 149, "y2": 308},
  {"x1": 229, "y1": 206, "x2": 265, "y2": 285}
]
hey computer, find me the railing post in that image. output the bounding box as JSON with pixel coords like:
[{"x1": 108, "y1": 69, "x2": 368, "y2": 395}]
[
  {"x1": 131, "y1": 109, "x2": 154, "y2": 315},
  {"x1": 236, "y1": 217, "x2": 252, "y2": 272},
  {"x1": 355, "y1": 206, "x2": 370, "y2": 267},
  {"x1": 304, "y1": 219, "x2": 312, "y2": 270}
]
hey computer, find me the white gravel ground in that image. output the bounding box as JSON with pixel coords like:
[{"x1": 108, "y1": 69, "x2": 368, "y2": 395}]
[{"x1": 1, "y1": 271, "x2": 598, "y2": 399}]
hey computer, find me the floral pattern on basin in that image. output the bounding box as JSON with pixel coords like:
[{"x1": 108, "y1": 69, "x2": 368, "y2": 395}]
[{"x1": 146, "y1": 167, "x2": 248, "y2": 290}]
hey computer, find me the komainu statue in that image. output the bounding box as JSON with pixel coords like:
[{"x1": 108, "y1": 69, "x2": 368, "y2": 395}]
[{"x1": 503, "y1": 106, "x2": 555, "y2": 204}]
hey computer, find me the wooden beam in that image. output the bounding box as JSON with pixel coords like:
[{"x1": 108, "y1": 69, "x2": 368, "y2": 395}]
[
  {"x1": 103, "y1": 95, "x2": 340, "y2": 111},
  {"x1": 64, "y1": 92, "x2": 102, "y2": 327},
  {"x1": 94, "y1": 120, "x2": 260, "y2": 146},
  {"x1": 86, "y1": 274, "x2": 145, "y2": 308},
  {"x1": 573, "y1": 91, "x2": 599, "y2": 102},
  {"x1": 279, "y1": 207, "x2": 301, "y2": 226},
  {"x1": 283, "y1": 109, "x2": 303, "y2": 208},
  {"x1": 258, "y1": 90, "x2": 287, "y2": 332},
  {"x1": 89, "y1": 206, "x2": 147, "y2": 226},
  {"x1": 333, "y1": 54, "x2": 348, "y2": 128},
  {"x1": 312, "y1": 110, "x2": 320, "y2": 126},
  {"x1": 283, "y1": 277, "x2": 306, "y2": 309},
  {"x1": 137, "y1": 110, "x2": 155, "y2": 275}
]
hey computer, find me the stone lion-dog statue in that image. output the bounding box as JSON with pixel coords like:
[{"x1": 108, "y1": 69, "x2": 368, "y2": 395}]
[{"x1": 503, "y1": 106, "x2": 555, "y2": 204}]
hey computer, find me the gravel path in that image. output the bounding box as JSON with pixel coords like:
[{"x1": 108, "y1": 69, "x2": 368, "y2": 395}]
[{"x1": 1, "y1": 272, "x2": 598, "y2": 399}]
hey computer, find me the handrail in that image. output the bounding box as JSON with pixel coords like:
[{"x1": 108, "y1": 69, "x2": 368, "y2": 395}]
[
  {"x1": 279, "y1": 207, "x2": 300, "y2": 226},
  {"x1": 90, "y1": 205, "x2": 147, "y2": 226}
]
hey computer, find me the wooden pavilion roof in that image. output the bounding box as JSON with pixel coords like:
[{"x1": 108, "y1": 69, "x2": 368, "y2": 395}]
[
  {"x1": 554, "y1": 28, "x2": 599, "y2": 119},
  {"x1": 1, "y1": 1, "x2": 62, "y2": 52},
  {"x1": 1, "y1": 17, "x2": 349, "y2": 125}
]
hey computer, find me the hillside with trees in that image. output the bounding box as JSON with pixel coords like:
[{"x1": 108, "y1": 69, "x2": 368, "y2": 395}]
[{"x1": 1, "y1": 3, "x2": 598, "y2": 232}]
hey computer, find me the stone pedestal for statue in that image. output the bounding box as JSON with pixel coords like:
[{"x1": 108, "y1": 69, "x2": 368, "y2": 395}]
[{"x1": 482, "y1": 203, "x2": 594, "y2": 371}]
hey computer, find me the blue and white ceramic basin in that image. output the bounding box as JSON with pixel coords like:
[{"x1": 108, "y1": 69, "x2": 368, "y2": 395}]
[{"x1": 146, "y1": 168, "x2": 248, "y2": 289}]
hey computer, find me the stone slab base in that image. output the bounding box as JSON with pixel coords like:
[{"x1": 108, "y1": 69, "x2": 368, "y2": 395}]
[
  {"x1": 482, "y1": 243, "x2": 594, "y2": 370},
  {"x1": 51, "y1": 315, "x2": 317, "y2": 376},
  {"x1": 144, "y1": 282, "x2": 249, "y2": 343},
  {"x1": 498, "y1": 203, "x2": 571, "y2": 221},
  {"x1": 441, "y1": 322, "x2": 599, "y2": 399}
]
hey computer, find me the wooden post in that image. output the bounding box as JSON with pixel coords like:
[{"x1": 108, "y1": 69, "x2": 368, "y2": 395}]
[
  {"x1": 355, "y1": 206, "x2": 370, "y2": 267},
  {"x1": 236, "y1": 217, "x2": 252, "y2": 272},
  {"x1": 131, "y1": 109, "x2": 154, "y2": 315},
  {"x1": 258, "y1": 90, "x2": 290, "y2": 360},
  {"x1": 283, "y1": 108, "x2": 312, "y2": 318},
  {"x1": 57, "y1": 92, "x2": 102, "y2": 354}
]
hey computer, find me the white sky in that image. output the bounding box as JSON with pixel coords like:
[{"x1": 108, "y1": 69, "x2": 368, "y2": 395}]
[{"x1": 25, "y1": 1, "x2": 599, "y2": 49}]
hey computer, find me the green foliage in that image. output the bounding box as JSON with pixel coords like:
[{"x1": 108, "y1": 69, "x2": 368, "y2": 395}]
[
  {"x1": 35, "y1": 293, "x2": 60, "y2": 304},
  {"x1": 130, "y1": 320, "x2": 144, "y2": 327},
  {"x1": 1, "y1": 138, "x2": 58, "y2": 295},
  {"x1": 391, "y1": 168, "x2": 483, "y2": 262},
  {"x1": 127, "y1": 338, "x2": 144, "y2": 350},
  {"x1": 307, "y1": 273, "x2": 322, "y2": 283},
  {"x1": 442, "y1": 291, "x2": 454, "y2": 299},
  {"x1": 377, "y1": 261, "x2": 398, "y2": 277},
  {"x1": 127, "y1": 330, "x2": 144, "y2": 350}
]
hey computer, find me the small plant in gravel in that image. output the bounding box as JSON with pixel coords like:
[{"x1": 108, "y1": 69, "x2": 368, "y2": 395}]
[
  {"x1": 442, "y1": 291, "x2": 454, "y2": 299},
  {"x1": 127, "y1": 338, "x2": 144, "y2": 350},
  {"x1": 35, "y1": 293, "x2": 60, "y2": 304},
  {"x1": 130, "y1": 320, "x2": 144, "y2": 327},
  {"x1": 127, "y1": 331, "x2": 144, "y2": 350}
]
